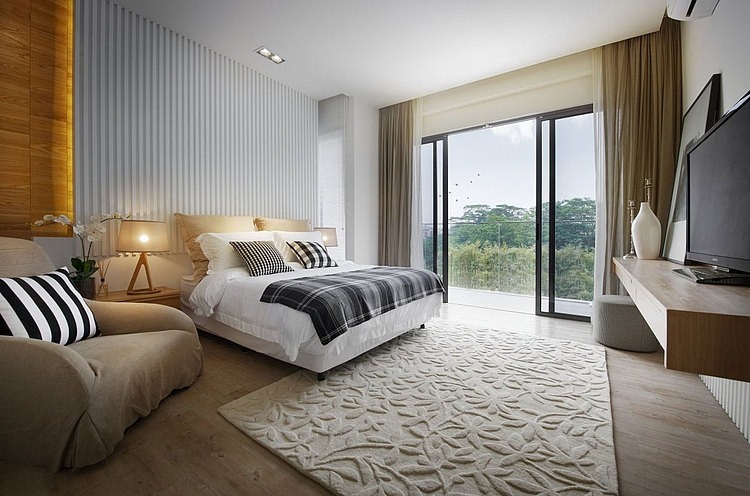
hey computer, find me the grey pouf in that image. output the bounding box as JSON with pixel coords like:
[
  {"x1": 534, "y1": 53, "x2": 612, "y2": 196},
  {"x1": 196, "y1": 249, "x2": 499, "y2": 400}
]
[{"x1": 592, "y1": 295, "x2": 661, "y2": 352}]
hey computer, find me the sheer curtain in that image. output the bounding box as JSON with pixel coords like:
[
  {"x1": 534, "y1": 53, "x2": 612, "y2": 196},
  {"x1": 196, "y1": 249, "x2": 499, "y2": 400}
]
[
  {"x1": 593, "y1": 18, "x2": 682, "y2": 296},
  {"x1": 410, "y1": 98, "x2": 424, "y2": 269},
  {"x1": 378, "y1": 100, "x2": 416, "y2": 267}
]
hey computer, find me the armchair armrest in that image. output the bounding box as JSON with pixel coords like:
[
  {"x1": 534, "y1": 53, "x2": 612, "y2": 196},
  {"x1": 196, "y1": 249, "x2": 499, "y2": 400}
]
[
  {"x1": 0, "y1": 336, "x2": 95, "y2": 469},
  {"x1": 86, "y1": 299, "x2": 197, "y2": 337}
]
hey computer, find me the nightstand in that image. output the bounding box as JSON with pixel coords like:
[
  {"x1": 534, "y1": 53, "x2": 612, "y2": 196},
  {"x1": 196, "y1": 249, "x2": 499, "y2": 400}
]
[{"x1": 95, "y1": 286, "x2": 182, "y2": 309}]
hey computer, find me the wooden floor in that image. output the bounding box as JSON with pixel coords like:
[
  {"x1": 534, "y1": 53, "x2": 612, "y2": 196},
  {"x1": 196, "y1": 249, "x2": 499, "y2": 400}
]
[{"x1": 2, "y1": 303, "x2": 750, "y2": 495}]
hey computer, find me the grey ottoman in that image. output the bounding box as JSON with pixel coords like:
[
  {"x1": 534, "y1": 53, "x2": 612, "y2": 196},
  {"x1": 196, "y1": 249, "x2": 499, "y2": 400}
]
[{"x1": 592, "y1": 295, "x2": 661, "y2": 352}]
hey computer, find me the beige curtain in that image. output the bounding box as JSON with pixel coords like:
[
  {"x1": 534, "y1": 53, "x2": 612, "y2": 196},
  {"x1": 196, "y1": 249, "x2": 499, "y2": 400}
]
[
  {"x1": 378, "y1": 100, "x2": 416, "y2": 266},
  {"x1": 593, "y1": 18, "x2": 682, "y2": 295}
]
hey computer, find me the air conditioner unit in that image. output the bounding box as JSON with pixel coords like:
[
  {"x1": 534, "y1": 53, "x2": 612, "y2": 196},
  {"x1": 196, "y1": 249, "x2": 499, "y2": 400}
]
[{"x1": 666, "y1": 0, "x2": 720, "y2": 20}]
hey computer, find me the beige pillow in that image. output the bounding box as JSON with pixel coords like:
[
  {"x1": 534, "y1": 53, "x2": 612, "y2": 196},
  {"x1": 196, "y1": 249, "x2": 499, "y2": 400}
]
[
  {"x1": 253, "y1": 216, "x2": 312, "y2": 232},
  {"x1": 174, "y1": 213, "x2": 255, "y2": 281}
]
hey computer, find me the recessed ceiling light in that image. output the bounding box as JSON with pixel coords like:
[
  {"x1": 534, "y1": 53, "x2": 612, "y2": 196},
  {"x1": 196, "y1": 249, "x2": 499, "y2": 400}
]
[{"x1": 255, "y1": 46, "x2": 285, "y2": 65}]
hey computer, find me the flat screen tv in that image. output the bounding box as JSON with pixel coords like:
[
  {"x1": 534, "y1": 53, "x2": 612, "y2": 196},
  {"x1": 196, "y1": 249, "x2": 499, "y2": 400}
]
[{"x1": 686, "y1": 90, "x2": 750, "y2": 276}]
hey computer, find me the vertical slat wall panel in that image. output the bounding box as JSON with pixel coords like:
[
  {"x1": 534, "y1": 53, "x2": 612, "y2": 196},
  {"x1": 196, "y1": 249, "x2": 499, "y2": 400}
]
[
  {"x1": 318, "y1": 95, "x2": 349, "y2": 259},
  {"x1": 75, "y1": 0, "x2": 318, "y2": 255},
  {"x1": 701, "y1": 375, "x2": 750, "y2": 442}
]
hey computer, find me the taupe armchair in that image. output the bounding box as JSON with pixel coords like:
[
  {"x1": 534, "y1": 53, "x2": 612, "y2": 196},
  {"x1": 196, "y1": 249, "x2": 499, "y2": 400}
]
[{"x1": 0, "y1": 237, "x2": 203, "y2": 470}]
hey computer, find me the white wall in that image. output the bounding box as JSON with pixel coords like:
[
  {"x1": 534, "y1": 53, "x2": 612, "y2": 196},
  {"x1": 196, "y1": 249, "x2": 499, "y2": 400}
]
[
  {"x1": 318, "y1": 95, "x2": 349, "y2": 260},
  {"x1": 681, "y1": 0, "x2": 750, "y2": 112},
  {"x1": 680, "y1": 0, "x2": 750, "y2": 442},
  {"x1": 346, "y1": 98, "x2": 379, "y2": 264},
  {"x1": 421, "y1": 51, "x2": 593, "y2": 136}
]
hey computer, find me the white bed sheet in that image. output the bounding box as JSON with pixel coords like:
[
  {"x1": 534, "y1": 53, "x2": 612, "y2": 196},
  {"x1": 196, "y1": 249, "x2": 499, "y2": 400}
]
[{"x1": 186, "y1": 263, "x2": 441, "y2": 362}]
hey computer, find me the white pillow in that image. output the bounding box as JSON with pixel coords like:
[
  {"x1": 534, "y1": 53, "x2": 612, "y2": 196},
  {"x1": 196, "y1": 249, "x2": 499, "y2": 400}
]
[
  {"x1": 272, "y1": 231, "x2": 324, "y2": 262},
  {"x1": 197, "y1": 231, "x2": 274, "y2": 273}
]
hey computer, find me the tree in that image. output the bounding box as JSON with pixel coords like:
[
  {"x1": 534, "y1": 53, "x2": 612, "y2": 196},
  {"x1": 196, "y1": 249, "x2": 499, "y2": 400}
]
[
  {"x1": 545, "y1": 198, "x2": 596, "y2": 249},
  {"x1": 449, "y1": 204, "x2": 534, "y2": 248}
]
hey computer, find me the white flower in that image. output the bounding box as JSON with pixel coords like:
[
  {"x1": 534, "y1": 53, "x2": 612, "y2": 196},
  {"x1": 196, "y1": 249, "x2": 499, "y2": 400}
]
[
  {"x1": 54, "y1": 214, "x2": 73, "y2": 225},
  {"x1": 86, "y1": 223, "x2": 107, "y2": 242},
  {"x1": 32, "y1": 212, "x2": 127, "y2": 278}
]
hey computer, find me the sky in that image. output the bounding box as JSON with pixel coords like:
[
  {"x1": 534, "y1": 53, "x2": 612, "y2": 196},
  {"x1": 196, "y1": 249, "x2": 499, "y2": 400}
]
[{"x1": 422, "y1": 113, "x2": 595, "y2": 221}]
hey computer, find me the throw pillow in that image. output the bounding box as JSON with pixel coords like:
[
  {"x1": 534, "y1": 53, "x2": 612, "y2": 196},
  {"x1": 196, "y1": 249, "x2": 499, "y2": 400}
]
[
  {"x1": 173, "y1": 213, "x2": 256, "y2": 282},
  {"x1": 197, "y1": 231, "x2": 275, "y2": 273},
  {"x1": 286, "y1": 241, "x2": 338, "y2": 269},
  {"x1": 272, "y1": 231, "x2": 325, "y2": 262},
  {"x1": 230, "y1": 241, "x2": 294, "y2": 277},
  {"x1": 0, "y1": 267, "x2": 99, "y2": 345}
]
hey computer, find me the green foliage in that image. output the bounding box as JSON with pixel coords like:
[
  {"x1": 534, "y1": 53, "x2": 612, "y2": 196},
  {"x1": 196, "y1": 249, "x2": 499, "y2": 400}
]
[
  {"x1": 71, "y1": 258, "x2": 98, "y2": 280},
  {"x1": 448, "y1": 243, "x2": 535, "y2": 294},
  {"x1": 449, "y1": 204, "x2": 535, "y2": 248},
  {"x1": 447, "y1": 243, "x2": 594, "y2": 301},
  {"x1": 553, "y1": 246, "x2": 595, "y2": 301},
  {"x1": 544, "y1": 198, "x2": 596, "y2": 249},
  {"x1": 424, "y1": 197, "x2": 596, "y2": 302}
]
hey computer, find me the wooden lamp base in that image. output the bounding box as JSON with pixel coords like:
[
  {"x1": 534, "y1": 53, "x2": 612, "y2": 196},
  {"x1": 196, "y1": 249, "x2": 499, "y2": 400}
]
[{"x1": 126, "y1": 252, "x2": 161, "y2": 295}]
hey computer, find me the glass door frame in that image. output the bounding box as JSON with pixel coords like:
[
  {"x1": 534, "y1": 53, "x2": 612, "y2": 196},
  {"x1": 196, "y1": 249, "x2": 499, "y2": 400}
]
[
  {"x1": 422, "y1": 135, "x2": 449, "y2": 303},
  {"x1": 535, "y1": 104, "x2": 593, "y2": 322},
  {"x1": 422, "y1": 104, "x2": 594, "y2": 319}
]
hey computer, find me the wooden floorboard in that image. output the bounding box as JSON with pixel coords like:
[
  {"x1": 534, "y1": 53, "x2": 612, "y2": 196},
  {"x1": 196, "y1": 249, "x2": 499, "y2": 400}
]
[{"x1": 1, "y1": 303, "x2": 749, "y2": 495}]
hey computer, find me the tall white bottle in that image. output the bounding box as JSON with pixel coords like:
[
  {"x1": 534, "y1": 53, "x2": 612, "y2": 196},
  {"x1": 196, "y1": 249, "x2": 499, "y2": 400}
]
[{"x1": 632, "y1": 178, "x2": 661, "y2": 260}]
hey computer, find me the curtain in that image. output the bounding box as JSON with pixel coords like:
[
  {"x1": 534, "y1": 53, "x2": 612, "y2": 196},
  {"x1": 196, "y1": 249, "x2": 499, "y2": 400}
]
[
  {"x1": 593, "y1": 18, "x2": 682, "y2": 296},
  {"x1": 378, "y1": 100, "x2": 416, "y2": 266},
  {"x1": 410, "y1": 98, "x2": 424, "y2": 268}
]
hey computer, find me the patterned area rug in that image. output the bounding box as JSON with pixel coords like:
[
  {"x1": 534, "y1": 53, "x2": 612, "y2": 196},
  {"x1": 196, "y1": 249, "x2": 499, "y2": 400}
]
[{"x1": 218, "y1": 319, "x2": 618, "y2": 495}]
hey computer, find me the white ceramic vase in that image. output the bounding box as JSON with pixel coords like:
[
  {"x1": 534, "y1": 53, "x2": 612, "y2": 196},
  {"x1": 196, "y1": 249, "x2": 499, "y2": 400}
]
[{"x1": 632, "y1": 202, "x2": 661, "y2": 259}]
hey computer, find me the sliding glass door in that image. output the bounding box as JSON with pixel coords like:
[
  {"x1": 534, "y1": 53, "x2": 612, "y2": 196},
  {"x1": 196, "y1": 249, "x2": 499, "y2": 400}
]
[
  {"x1": 421, "y1": 138, "x2": 447, "y2": 301},
  {"x1": 537, "y1": 107, "x2": 595, "y2": 319},
  {"x1": 422, "y1": 105, "x2": 594, "y2": 319}
]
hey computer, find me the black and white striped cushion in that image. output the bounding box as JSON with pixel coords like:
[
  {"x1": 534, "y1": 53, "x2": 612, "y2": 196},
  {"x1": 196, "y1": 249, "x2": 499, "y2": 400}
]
[
  {"x1": 230, "y1": 240, "x2": 294, "y2": 277},
  {"x1": 286, "y1": 241, "x2": 338, "y2": 269},
  {"x1": 0, "y1": 267, "x2": 99, "y2": 345}
]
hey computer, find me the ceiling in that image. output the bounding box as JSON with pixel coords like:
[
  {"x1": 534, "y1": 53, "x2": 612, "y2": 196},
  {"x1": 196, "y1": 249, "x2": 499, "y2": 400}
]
[{"x1": 113, "y1": 0, "x2": 667, "y2": 108}]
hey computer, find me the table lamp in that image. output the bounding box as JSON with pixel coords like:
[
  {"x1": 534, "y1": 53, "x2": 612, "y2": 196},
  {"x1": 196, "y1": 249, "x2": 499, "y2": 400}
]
[
  {"x1": 313, "y1": 227, "x2": 338, "y2": 247},
  {"x1": 117, "y1": 220, "x2": 169, "y2": 295}
]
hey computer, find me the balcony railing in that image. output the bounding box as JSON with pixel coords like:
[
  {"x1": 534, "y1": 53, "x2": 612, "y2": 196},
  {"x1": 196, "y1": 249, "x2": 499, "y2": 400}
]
[{"x1": 423, "y1": 219, "x2": 595, "y2": 309}]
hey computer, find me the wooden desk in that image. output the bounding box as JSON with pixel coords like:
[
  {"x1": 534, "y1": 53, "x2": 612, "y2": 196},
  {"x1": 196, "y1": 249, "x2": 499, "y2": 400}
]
[
  {"x1": 613, "y1": 257, "x2": 750, "y2": 381},
  {"x1": 95, "y1": 286, "x2": 181, "y2": 309}
]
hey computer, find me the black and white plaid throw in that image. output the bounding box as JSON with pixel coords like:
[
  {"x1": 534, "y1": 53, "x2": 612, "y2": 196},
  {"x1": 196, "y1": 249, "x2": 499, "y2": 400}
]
[{"x1": 260, "y1": 266, "x2": 444, "y2": 345}]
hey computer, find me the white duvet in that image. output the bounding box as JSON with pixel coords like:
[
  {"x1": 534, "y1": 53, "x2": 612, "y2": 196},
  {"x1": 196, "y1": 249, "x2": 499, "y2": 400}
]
[{"x1": 188, "y1": 262, "x2": 440, "y2": 361}]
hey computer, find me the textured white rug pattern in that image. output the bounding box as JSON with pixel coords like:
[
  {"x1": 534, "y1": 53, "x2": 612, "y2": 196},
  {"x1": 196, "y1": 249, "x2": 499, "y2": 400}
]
[{"x1": 219, "y1": 319, "x2": 618, "y2": 495}]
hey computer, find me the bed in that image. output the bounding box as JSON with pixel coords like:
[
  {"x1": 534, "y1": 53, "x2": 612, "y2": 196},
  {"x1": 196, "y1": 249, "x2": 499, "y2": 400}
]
[{"x1": 174, "y1": 213, "x2": 444, "y2": 377}]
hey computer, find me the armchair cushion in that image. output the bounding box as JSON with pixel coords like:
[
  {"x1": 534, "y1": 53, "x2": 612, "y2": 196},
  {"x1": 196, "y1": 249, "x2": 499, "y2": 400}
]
[
  {"x1": 0, "y1": 236, "x2": 203, "y2": 470},
  {"x1": 0, "y1": 267, "x2": 98, "y2": 344}
]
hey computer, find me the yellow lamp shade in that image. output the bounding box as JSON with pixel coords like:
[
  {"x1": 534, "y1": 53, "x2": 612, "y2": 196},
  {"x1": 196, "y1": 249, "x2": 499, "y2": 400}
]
[
  {"x1": 116, "y1": 220, "x2": 168, "y2": 295},
  {"x1": 116, "y1": 220, "x2": 169, "y2": 253}
]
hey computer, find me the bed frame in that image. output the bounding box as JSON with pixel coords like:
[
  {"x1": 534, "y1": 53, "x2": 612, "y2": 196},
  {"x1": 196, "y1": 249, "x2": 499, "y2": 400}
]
[{"x1": 182, "y1": 292, "x2": 442, "y2": 378}]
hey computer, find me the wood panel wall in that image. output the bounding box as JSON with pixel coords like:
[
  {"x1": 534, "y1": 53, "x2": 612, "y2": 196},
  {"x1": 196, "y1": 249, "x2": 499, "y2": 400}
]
[{"x1": 0, "y1": 0, "x2": 73, "y2": 239}]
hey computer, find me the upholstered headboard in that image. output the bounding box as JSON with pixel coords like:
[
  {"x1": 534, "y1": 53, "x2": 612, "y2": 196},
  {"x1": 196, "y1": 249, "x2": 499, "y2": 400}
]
[{"x1": 173, "y1": 213, "x2": 313, "y2": 282}]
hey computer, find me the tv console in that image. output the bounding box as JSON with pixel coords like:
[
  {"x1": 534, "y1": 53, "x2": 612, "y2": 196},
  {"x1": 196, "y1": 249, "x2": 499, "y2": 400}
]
[{"x1": 613, "y1": 257, "x2": 750, "y2": 382}]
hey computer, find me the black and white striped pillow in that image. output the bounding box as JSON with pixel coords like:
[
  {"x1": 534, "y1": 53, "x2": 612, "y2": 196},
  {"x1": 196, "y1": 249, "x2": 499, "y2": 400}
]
[
  {"x1": 230, "y1": 240, "x2": 294, "y2": 277},
  {"x1": 286, "y1": 240, "x2": 338, "y2": 269},
  {"x1": 0, "y1": 267, "x2": 99, "y2": 345}
]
